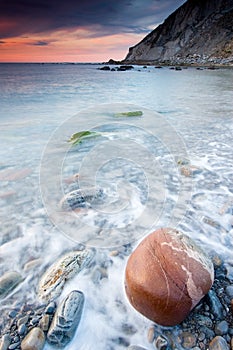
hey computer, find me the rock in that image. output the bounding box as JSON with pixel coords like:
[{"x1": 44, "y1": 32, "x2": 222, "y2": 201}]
[
  {"x1": 209, "y1": 336, "x2": 229, "y2": 350},
  {"x1": 38, "y1": 249, "x2": 94, "y2": 300},
  {"x1": 154, "y1": 335, "x2": 168, "y2": 350},
  {"x1": 39, "y1": 315, "x2": 50, "y2": 332},
  {"x1": 226, "y1": 286, "x2": 233, "y2": 299},
  {"x1": 181, "y1": 332, "x2": 197, "y2": 349},
  {"x1": 0, "y1": 271, "x2": 23, "y2": 299},
  {"x1": 8, "y1": 342, "x2": 20, "y2": 350},
  {"x1": 215, "y1": 321, "x2": 229, "y2": 336},
  {"x1": 147, "y1": 326, "x2": 155, "y2": 343},
  {"x1": 17, "y1": 315, "x2": 29, "y2": 327},
  {"x1": 18, "y1": 324, "x2": 27, "y2": 336},
  {"x1": 45, "y1": 301, "x2": 56, "y2": 315},
  {"x1": 59, "y1": 187, "x2": 104, "y2": 210},
  {"x1": 21, "y1": 327, "x2": 45, "y2": 350},
  {"x1": 47, "y1": 290, "x2": 84, "y2": 347},
  {"x1": 0, "y1": 334, "x2": 11, "y2": 350},
  {"x1": 127, "y1": 346, "x2": 148, "y2": 350},
  {"x1": 99, "y1": 66, "x2": 110, "y2": 71},
  {"x1": 206, "y1": 290, "x2": 224, "y2": 319},
  {"x1": 125, "y1": 228, "x2": 214, "y2": 326}
]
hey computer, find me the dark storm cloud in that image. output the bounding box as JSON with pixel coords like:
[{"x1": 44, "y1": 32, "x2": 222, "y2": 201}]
[{"x1": 0, "y1": 0, "x2": 186, "y2": 39}]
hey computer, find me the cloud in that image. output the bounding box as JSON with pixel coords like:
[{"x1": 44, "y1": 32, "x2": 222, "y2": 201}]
[
  {"x1": 0, "y1": 0, "x2": 186, "y2": 39},
  {"x1": 31, "y1": 40, "x2": 49, "y2": 46}
]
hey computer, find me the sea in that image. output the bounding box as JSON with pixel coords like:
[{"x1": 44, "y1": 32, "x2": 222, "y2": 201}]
[{"x1": 0, "y1": 63, "x2": 233, "y2": 349}]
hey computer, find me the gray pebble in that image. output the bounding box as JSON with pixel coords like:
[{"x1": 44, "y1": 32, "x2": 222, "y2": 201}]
[
  {"x1": 226, "y1": 286, "x2": 233, "y2": 298},
  {"x1": 8, "y1": 310, "x2": 17, "y2": 318},
  {"x1": 206, "y1": 290, "x2": 224, "y2": 319},
  {"x1": 30, "y1": 317, "x2": 39, "y2": 325},
  {"x1": 17, "y1": 315, "x2": 29, "y2": 327},
  {"x1": 215, "y1": 320, "x2": 229, "y2": 335},
  {"x1": 0, "y1": 334, "x2": 11, "y2": 350},
  {"x1": 8, "y1": 342, "x2": 20, "y2": 350},
  {"x1": 47, "y1": 290, "x2": 84, "y2": 347},
  {"x1": 45, "y1": 302, "x2": 56, "y2": 315},
  {"x1": 18, "y1": 324, "x2": 27, "y2": 336},
  {"x1": 127, "y1": 346, "x2": 148, "y2": 350}
]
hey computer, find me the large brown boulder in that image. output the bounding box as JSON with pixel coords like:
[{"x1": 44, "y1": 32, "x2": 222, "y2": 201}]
[{"x1": 125, "y1": 228, "x2": 214, "y2": 326}]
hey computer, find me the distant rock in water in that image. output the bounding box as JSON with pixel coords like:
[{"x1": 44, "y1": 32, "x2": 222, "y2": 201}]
[
  {"x1": 123, "y1": 0, "x2": 233, "y2": 65},
  {"x1": 125, "y1": 228, "x2": 214, "y2": 326}
]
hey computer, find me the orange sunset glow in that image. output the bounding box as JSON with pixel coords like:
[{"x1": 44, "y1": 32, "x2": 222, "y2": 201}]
[{"x1": 0, "y1": 0, "x2": 186, "y2": 63}]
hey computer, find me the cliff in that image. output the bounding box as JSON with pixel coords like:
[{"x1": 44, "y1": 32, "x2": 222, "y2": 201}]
[{"x1": 123, "y1": 0, "x2": 233, "y2": 65}]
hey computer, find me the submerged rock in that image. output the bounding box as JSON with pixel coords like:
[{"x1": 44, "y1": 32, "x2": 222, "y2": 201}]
[
  {"x1": 38, "y1": 249, "x2": 94, "y2": 301},
  {"x1": 21, "y1": 327, "x2": 45, "y2": 350},
  {"x1": 0, "y1": 271, "x2": 23, "y2": 299},
  {"x1": 59, "y1": 187, "x2": 104, "y2": 210},
  {"x1": 0, "y1": 334, "x2": 11, "y2": 350},
  {"x1": 125, "y1": 228, "x2": 214, "y2": 326},
  {"x1": 47, "y1": 290, "x2": 84, "y2": 347}
]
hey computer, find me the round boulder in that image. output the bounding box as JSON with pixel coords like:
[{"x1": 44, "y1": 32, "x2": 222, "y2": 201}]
[{"x1": 125, "y1": 228, "x2": 214, "y2": 326}]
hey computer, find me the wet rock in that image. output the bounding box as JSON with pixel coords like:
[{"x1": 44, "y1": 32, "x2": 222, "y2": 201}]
[
  {"x1": 17, "y1": 315, "x2": 29, "y2": 327},
  {"x1": 47, "y1": 290, "x2": 84, "y2": 347},
  {"x1": 38, "y1": 249, "x2": 94, "y2": 300},
  {"x1": 45, "y1": 301, "x2": 56, "y2": 315},
  {"x1": 154, "y1": 335, "x2": 168, "y2": 350},
  {"x1": 0, "y1": 334, "x2": 11, "y2": 350},
  {"x1": 125, "y1": 228, "x2": 214, "y2": 326},
  {"x1": 8, "y1": 310, "x2": 17, "y2": 318},
  {"x1": 226, "y1": 286, "x2": 233, "y2": 299},
  {"x1": 181, "y1": 332, "x2": 197, "y2": 349},
  {"x1": 18, "y1": 323, "x2": 27, "y2": 336},
  {"x1": 59, "y1": 187, "x2": 104, "y2": 210},
  {"x1": 121, "y1": 324, "x2": 137, "y2": 335},
  {"x1": 21, "y1": 327, "x2": 45, "y2": 350},
  {"x1": 147, "y1": 326, "x2": 155, "y2": 343},
  {"x1": 23, "y1": 259, "x2": 42, "y2": 272},
  {"x1": 215, "y1": 321, "x2": 229, "y2": 335},
  {"x1": 39, "y1": 315, "x2": 50, "y2": 332},
  {"x1": 206, "y1": 290, "x2": 224, "y2": 319},
  {"x1": 209, "y1": 336, "x2": 229, "y2": 350},
  {"x1": 127, "y1": 346, "x2": 148, "y2": 350},
  {"x1": 8, "y1": 342, "x2": 20, "y2": 350},
  {"x1": 0, "y1": 271, "x2": 23, "y2": 299}
]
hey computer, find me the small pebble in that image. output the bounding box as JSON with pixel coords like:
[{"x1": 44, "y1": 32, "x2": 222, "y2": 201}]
[
  {"x1": 154, "y1": 335, "x2": 168, "y2": 350},
  {"x1": 8, "y1": 310, "x2": 17, "y2": 318},
  {"x1": 127, "y1": 346, "x2": 148, "y2": 350},
  {"x1": 21, "y1": 327, "x2": 45, "y2": 350},
  {"x1": 17, "y1": 315, "x2": 29, "y2": 327},
  {"x1": 226, "y1": 286, "x2": 233, "y2": 299},
  {"x1": 215, "y1": 321, "x2": 229, "y2": 335},
  {"x1": 0, "y1": 334, "x2": 11, "y2": 350},
  {"x1": 8, "y1": 342, "x2": 20, "y2": 350},
  {"x1": 39, "y1": 314, "x2": 50, "y2": 332},
  {"x1": 45, "y1": 302, "x2": 56, "y2": 315},
  {"x1": 182, "y1": 332, "x2": 197, "y2": 349},
  {"x1": 147, "y1": 326, "x2": 155, "y2": 343},
  {"x1": 30, "y1": 317, "x2": 39, "y2": 325},
  {"x1": 206, "y1": 290, "x2": 224, "y2": 319},
  {"x1": 209, "y1": 336, "x2": 229, "y2": 350},
  {"x1": 18, "y1": 323, "x2": 27, "y2": 336}
]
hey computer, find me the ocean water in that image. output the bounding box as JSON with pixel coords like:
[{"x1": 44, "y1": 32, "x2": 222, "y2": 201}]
[{"x1": 0, "y1": 63, "x2": 233, "y2": 349}]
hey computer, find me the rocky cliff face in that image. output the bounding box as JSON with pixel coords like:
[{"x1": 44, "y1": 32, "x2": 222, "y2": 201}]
[{"x1": 124, "y1": 0, "x2": 233, "y2": 65}]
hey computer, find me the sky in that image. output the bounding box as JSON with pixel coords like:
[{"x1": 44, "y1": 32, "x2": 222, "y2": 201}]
[{"x1": 0, "y1": 0, "x2": 187, "y2": 63}]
